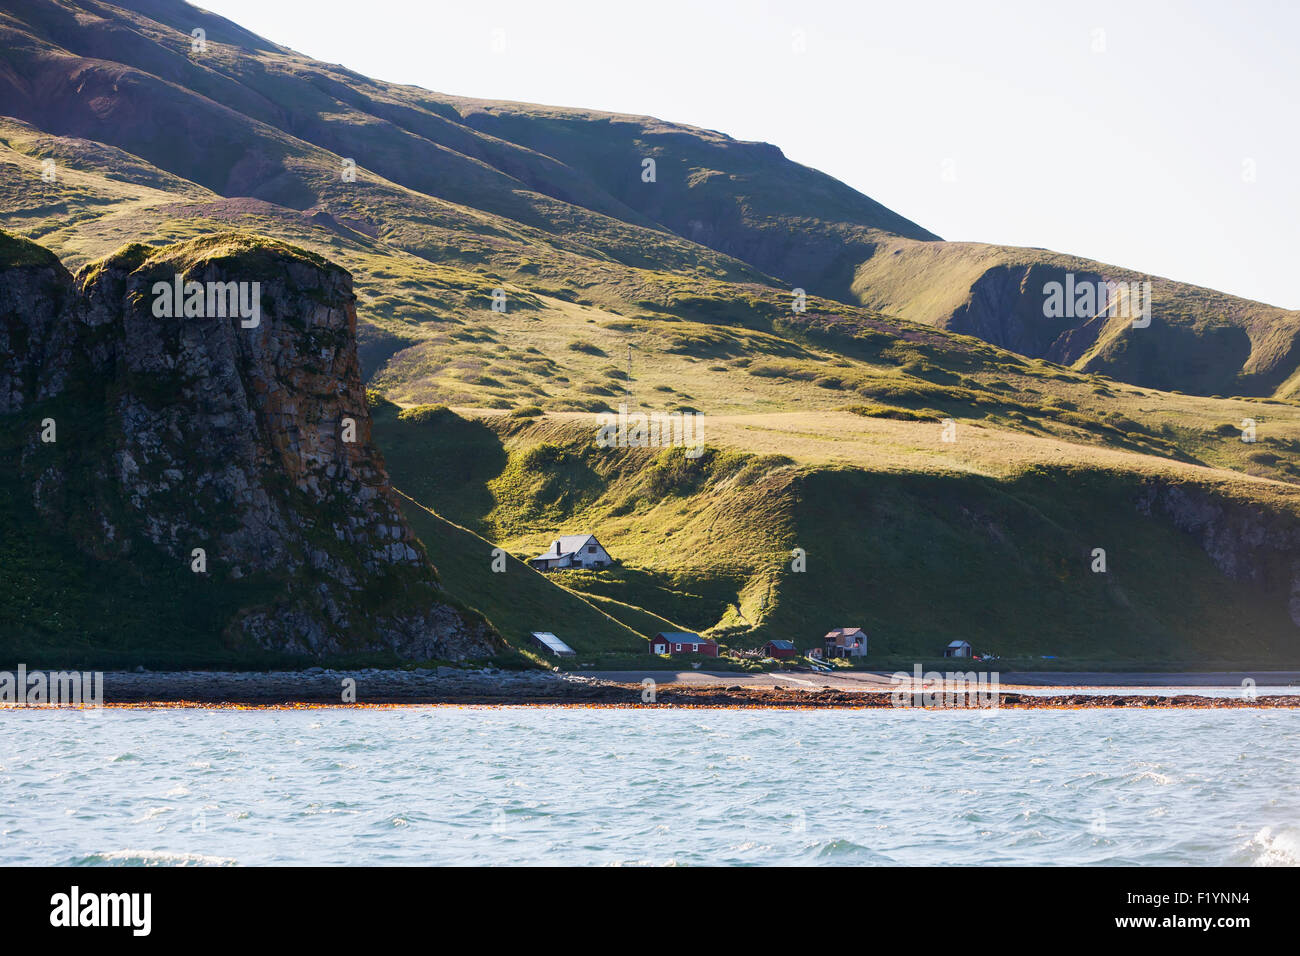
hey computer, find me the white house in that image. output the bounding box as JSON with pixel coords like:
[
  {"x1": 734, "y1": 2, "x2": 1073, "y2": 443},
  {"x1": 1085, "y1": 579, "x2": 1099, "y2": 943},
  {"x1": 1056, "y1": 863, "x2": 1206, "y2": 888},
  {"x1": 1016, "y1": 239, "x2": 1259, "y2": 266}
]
[
  {"x1": 529, "y1": 534, "x2": 613, "y2": 572},
  {"x1": 944, "y1": 640, "x2": 973, "y2": 658},
  {"x1": 824, "y1": 627, "x2": 868, "y2": 658}
]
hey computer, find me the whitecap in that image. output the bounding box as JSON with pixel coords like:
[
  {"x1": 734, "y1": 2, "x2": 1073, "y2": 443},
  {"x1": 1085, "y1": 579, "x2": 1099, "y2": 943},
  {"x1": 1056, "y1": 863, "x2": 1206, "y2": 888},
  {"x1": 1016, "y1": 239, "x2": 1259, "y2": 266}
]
[
  {"x1": 79, "y1": 849, "x2": 238, "y2": 866},
  {"x1": 1242, "y1": 826, "x2": 1300, "y2": 867}
]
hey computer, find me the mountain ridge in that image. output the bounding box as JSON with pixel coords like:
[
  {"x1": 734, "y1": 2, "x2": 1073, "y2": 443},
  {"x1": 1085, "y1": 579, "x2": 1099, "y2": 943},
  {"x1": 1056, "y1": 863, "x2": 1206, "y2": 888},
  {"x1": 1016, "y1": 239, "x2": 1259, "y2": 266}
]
[{"x1": 2, "y1": 0, "x2": 1295, "y2": 398}]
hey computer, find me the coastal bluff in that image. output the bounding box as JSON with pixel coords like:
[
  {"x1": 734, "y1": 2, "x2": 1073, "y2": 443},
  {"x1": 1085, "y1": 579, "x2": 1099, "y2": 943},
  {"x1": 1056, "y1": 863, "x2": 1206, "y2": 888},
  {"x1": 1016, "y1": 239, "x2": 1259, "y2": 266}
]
[{"x1": 0, "y1": 231, "x2": 496, "y2": 662}]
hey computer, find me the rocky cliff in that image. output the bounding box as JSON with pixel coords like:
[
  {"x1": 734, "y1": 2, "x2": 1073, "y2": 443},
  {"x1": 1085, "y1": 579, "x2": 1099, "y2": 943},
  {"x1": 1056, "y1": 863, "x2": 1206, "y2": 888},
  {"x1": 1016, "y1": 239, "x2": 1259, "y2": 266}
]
[
  {"x1": 1138, "y1": 478, "x2": 1300, "y2": 627},
  {"x1": 0, "y1": 230, "x2": 497, "y2": 662}
]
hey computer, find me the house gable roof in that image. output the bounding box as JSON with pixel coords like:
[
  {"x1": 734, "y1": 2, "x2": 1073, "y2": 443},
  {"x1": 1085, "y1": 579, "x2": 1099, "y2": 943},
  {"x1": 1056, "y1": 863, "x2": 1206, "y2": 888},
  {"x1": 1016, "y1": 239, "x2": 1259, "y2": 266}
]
[
  {"x1": 532, "y1": 533, "x2": 598, "y2": 561},
  {"x1": 653, "y1": 631, "x2": 713, "y2": 645}
]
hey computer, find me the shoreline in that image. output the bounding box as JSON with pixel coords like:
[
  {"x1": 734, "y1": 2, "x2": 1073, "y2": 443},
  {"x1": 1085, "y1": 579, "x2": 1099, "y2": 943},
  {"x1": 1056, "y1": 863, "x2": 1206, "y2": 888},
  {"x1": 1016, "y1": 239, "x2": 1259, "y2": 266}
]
[
  {"x1": 10, "y1": 697, "x2": 1300, "y2": 710},
  {"x1": 572, "y1": 668, "x2": 1300, "y2": 689},
  {"x1": 5, "y1": 668, "x2": 1299, "y2": 709}
]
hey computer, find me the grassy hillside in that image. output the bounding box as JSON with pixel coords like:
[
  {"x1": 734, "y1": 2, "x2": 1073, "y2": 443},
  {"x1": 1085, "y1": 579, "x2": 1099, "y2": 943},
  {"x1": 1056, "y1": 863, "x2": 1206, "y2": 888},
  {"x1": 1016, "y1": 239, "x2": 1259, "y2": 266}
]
[
  {"x1": 772, "y1": 466, "x2": 1300, "y2": 663},
  {"x1": 370, "y1": 395, "x2": 687, "y2": 660},
  {"x1": 394, "y1": 490, "x2": 650, "y2": 658},
  {"x1": 852, "y1": 237, "x2": 1300, "y2": 398},
  {"x1": 1, "y1": 0, "x2": 1296, "y2": 402},
  {"x1": 5, "y1": 0, "x2": 1300, "y2": 668},
  {"x1": 6, "y1": 109, "x2": 1298, "y2": 490},
  {"x1": 371, "y1": 395, "x2": 1300, "y2": 666}
]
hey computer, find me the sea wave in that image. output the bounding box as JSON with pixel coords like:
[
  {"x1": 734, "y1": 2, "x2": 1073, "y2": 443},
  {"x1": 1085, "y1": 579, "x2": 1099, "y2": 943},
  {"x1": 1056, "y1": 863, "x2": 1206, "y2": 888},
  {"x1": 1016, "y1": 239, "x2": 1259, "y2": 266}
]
[
  {"x1": 75, "y1": 849, "x2": 238, "y2": 866},
  {"x1": 1, "y1": 707, "x2": 1294, "y2": 865},
  {"x1": 1239, "y1": 826, "x2": 1300, "y2": 867}
]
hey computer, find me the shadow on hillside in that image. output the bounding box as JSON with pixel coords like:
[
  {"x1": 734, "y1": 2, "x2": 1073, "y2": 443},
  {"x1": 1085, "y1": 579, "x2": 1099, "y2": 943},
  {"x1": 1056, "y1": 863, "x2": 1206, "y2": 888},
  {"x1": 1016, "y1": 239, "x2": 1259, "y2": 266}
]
[
  {"x1": 371, "y1": 404, "x2": 508, "y2": 530},
  {"x1": 557, "y1": 565, "x2": 744, "y2": 634},
  {"x1": 765, "y1": 465, "x2": 1300, "y2": 661}
]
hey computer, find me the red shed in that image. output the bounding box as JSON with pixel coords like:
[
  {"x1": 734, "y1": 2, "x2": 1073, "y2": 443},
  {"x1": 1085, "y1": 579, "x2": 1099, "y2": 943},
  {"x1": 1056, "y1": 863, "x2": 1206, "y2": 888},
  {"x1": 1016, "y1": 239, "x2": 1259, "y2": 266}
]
[{"x1": 763, "y1": 640, "x2": 797, "y2": 659}]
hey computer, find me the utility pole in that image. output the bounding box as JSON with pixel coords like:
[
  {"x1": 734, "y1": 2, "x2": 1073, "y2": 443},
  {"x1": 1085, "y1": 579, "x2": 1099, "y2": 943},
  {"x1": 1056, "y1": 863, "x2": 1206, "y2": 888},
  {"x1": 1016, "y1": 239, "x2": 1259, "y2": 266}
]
[{"x1": 626, "y1": 343, "x2": 634, "y2": 404}]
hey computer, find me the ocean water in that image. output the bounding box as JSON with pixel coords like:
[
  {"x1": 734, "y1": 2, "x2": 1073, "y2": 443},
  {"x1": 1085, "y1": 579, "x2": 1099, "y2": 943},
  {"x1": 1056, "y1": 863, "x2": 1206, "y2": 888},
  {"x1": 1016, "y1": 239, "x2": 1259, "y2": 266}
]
[{"x1": 1, "y1": 706, "x2": 1297, "y2": 866}]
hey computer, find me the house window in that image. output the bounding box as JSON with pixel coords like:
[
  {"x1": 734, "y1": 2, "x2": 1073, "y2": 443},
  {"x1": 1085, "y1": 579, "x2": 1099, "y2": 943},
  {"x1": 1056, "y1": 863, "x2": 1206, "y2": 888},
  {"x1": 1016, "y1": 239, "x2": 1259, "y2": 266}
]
[
  {"x1": 588, "y1": 545, "x2": 597, "y2": 553},
  {"x1": 675, "y1": 644, "x2": 682, "y2": 652}
]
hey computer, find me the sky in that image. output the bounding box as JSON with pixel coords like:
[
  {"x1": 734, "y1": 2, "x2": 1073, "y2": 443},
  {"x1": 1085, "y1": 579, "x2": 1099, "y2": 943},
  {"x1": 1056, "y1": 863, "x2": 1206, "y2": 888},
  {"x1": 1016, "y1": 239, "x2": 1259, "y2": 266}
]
[{"x1": 198, "y1": 0, "x2": 1299, "y2": 309}]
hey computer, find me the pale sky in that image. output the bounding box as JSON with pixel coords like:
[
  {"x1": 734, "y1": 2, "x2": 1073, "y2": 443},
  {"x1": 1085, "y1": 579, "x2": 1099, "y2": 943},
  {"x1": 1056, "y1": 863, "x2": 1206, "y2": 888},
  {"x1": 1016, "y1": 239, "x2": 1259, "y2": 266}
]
[{"x1": 198, "y1": 0, "x2": 1299, "y2": 309}]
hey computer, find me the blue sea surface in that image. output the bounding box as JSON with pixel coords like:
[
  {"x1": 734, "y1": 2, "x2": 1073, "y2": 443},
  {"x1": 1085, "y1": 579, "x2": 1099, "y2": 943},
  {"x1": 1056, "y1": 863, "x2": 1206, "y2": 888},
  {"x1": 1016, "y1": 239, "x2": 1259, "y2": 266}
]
[{"x1": 0, "y1": 707, "x2": 1296, "y2": 865}]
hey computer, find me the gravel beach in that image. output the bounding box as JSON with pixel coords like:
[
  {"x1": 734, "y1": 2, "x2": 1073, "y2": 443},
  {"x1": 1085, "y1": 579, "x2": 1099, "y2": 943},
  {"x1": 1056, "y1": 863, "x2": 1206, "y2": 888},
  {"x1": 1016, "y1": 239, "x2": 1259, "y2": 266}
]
[{"x1": 32, "y1": 667, "x2": 1300, "y2": 708}]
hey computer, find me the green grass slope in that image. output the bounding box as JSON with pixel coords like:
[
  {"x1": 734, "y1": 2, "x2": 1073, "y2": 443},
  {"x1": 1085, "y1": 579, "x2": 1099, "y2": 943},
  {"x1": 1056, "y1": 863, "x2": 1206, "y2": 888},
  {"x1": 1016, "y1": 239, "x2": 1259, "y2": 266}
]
[
  {"x1": 368, "y1": 399, "x2": 1300, "y2": 666},
  {"x1": 4, "y1": 0, "x2": 1295, "y2": 402},
  {"x1": 852, "y1": 237, "x2": 1300, "y2": 398},
  {"x1": 393, "y1": 490, "x2": 648, "y2": 658},
  {"x1": 370, "y1": 395, "x2": 671, "y2": 657},
  {"x1": 770, "y1": 466, "x2": 1300, "y2": 665}
]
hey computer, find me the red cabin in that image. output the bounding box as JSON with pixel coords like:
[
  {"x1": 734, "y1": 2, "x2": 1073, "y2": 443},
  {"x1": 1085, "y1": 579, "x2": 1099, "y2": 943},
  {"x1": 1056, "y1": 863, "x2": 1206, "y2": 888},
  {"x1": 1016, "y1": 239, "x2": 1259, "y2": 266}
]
[{"x1": 650, "y1": 632, "x2": 719, "y2": 657}]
